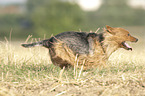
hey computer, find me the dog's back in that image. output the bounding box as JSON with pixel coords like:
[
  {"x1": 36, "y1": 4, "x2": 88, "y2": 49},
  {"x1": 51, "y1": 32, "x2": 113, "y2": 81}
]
[
  {"x1": 22, "y1": 32, "x2": 98, "y2": 55},
  {"x1": 47, "y1": 32, "x2": 90, "y2": 55}
]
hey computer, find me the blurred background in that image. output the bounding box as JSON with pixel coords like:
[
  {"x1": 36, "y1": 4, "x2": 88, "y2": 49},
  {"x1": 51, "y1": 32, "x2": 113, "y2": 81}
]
[{"x1": 0, "y1": 0, "x2": 144, "y2": 43}]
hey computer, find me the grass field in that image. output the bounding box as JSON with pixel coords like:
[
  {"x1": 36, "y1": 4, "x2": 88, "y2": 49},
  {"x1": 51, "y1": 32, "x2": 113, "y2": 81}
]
[{"x1": 0, "y1": 27, "x2": 145, "y2": 96}]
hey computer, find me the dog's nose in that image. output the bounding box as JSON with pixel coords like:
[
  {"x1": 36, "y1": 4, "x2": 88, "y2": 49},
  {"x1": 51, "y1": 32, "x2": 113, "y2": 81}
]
[{"x1": 136, "y1": 38, "x2": 138, "y2": 42}]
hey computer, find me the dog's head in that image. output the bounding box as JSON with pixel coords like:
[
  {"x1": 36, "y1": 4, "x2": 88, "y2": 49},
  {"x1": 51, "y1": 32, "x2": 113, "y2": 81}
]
[{"x1": 105, "y1": 25, "x2": 138, "y2": 51}]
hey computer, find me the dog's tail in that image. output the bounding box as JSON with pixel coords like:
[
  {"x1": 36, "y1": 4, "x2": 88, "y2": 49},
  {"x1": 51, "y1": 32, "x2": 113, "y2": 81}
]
[
  {"x1": 22, "y1": 39, "x2": 51, "y2": 48},
  {"x1": 21, "y1": 41, "x2": 43, "y2": 48},
  {"x1": 21, "y1": 39, "x2": 52, "y2": 48}
]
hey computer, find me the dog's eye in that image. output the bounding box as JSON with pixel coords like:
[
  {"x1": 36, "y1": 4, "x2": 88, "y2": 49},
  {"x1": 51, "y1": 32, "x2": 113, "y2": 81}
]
[{"x1": 127, "y1": 34, "x2": 130, "y2": 36}]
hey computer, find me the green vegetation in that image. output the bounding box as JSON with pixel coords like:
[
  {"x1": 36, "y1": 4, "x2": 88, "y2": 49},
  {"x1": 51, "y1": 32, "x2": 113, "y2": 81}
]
[
  {"x1": 87, "y1": 0, "x2": 145, "y2": 28},
  {"x1": 27, "y1": 0, "x2": 86, "y2": 37},
  {"x1": 0, "y1": 0, "x2": 145, "y2": 39}
]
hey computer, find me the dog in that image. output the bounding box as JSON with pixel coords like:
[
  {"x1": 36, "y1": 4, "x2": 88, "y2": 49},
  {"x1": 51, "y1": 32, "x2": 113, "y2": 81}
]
[{"x1": 22, "y1": 25, "x2": 138, "y2": 69}]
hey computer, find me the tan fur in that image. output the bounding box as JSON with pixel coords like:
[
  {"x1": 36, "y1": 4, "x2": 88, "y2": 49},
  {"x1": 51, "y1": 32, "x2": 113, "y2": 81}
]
[
  {"x1": 49, "y1": 40, "x2": 106, "y2": 69},
  {"x1": 103, "y1": 25, "x2": 137, "y2": 57},
  {"x1": 49, "y1": 25, "x2": 138, "y2": 70}
]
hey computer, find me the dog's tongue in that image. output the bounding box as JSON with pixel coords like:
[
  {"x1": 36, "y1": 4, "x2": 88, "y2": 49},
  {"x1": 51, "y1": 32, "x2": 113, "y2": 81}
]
[{"x1": 124, "y1": 42, "x2": 132, "y2": 50}]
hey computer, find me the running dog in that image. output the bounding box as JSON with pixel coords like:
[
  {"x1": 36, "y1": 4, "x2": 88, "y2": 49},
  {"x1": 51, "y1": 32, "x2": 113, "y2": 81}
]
[{"x1": 22, "y1": 25, "x2": 138, "y2": 69}]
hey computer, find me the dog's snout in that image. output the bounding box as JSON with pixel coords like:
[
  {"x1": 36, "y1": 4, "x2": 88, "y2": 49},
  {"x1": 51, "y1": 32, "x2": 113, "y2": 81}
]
[{"x1": 131, "y1": 37, "x2": 138, "y2": 42}]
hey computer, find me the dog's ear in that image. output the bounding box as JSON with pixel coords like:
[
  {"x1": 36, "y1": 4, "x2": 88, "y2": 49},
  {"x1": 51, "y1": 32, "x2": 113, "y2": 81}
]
[
  {"x1": 106, "y1": 25, "x2": 115, "y2": 34},
  {"x1": 106, "y1": 25, "x2": 113, "y2": 32}
]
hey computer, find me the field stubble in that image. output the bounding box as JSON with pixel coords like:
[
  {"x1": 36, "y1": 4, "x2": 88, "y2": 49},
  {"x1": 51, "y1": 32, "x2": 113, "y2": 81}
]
[{"x1": 0, "y1": 37, "x2": 145, "y2": 96}]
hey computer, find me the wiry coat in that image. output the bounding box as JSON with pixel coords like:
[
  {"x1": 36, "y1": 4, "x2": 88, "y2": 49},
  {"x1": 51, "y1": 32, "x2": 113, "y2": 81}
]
[{"x1": 22, "y1": 25, "x2": 138, "y2": 69}]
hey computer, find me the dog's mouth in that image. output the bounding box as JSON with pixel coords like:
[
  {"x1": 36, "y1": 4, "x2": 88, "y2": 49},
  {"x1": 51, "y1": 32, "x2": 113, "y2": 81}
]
[{"x1": 122, "y1": 42, "x2": 132, "y2": 51}]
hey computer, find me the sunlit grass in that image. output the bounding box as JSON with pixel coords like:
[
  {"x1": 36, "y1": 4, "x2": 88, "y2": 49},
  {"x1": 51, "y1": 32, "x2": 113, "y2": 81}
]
[{"x1": 0, "y1": 39, "x2": 145, "y2": 96}]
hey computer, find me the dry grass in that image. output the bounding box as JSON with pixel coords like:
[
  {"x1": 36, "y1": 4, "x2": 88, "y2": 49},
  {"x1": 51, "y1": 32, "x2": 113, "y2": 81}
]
[{"x1": 0, "y1": 35, "x2": 145, "y2": 96}]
